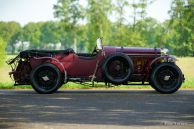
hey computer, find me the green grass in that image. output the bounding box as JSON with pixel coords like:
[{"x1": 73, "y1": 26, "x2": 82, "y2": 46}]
[
  {"x1": 62, "y1": 82, "x2": 153, "y2": 89},
  {"x1": 0, "y1": 55, "x2": 194, "y2": 89},
  {"x1": 0, "y1": 82, "x2": 152, "y2": 90},
  {"x1": 0, "y1": 82, "x2": 32, "y2": 89}
]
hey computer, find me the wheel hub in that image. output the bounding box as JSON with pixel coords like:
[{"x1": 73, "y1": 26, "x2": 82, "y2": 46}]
[
  {"x1": 42, "y1": 76, "x2": 50, "y2": 81},
  {"x1": 156, "y1": 67, "x2": 179, "y2": 89},
  {"x1": 164, "y1": 75, "x2": 170, "y2": 81},
  {"x1": 115, "y1": 65, "x2": 121, "y2": 71}
]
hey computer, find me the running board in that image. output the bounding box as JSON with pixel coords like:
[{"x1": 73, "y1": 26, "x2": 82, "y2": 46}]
[{"x1": 68, "y1": 78, "x2": 90, "y2": 82}]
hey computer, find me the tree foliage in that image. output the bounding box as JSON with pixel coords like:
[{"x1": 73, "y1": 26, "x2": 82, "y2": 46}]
[
  {"x1": 86, "y1": 0, "x2": 112, "y2": 51},
  {"x1": 0, "y1": 21, "x2": 21, "y2": 53},
  {"x1": 40, "y1": 21, "x2": 61, "y2": 45},
  {"x1": 0, "y1": 37, "x2": 6, "y2": 66},
  {"x1": 0, "y1": 0, "x2": 193, "y2": 56},
  {"x1": 54, "y1": 0, "x2": 84, "y2": 52},
  {"x1": 168, "y1": 0, "x2": 194, "y2": 56}
]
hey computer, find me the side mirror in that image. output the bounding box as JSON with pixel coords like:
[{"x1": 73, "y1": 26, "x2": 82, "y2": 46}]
[{"x1": 96, "y1": 38, "x2": 102, "y2": 50}]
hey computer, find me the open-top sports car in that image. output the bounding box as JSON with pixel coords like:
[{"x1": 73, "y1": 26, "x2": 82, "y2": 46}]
[{"x1": 7, "y1": 38, "x2": 184, "y2": 94}]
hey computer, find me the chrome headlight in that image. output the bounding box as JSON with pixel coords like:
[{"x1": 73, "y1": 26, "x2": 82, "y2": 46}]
[
  {"x1": 168, "y1": 55, "x2": 177, "y2": 62},
  {"x1": 161, "y1": 48, "x2": 169, "y2": 55}
]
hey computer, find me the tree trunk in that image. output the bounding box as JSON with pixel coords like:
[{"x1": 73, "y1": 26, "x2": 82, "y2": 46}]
[
  {"x1": 73, "y1": 37, "x2": 77, "y2": 52},
  {"x1": 132, "y1": 0, "x2": 137, "y2": 31},
  {"x1": 21, "y1": 41, "x2": 24, "y2": 51},
  {"x1": 11, "y1": 43, "x2": 15, "y2": 54}
]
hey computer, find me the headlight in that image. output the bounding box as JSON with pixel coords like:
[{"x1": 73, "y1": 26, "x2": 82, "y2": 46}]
[
  {"x1": 161, "y1": 48, "x2": 169, "y2": 55},
  {"x1": 168, "y1": 55, "x2": 177, "y2": 62}
]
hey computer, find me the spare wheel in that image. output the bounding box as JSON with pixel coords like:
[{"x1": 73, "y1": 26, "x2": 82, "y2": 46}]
[{"x1": 102, "y1": 53, "x2": 133, "y2": 84}]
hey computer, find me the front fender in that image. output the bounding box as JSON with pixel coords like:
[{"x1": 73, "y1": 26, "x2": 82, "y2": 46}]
[{"x1": 150, "y1": 55, "x2": 177, "y2": 67}]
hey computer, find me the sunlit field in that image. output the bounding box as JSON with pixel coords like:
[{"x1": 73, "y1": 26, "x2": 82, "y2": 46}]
[
  {"x1": 0, "y1": 55, "x2": 194, "y2": 89},
  {"x1": 176, "y1": 57, "x2": 194, "y2": 87}
]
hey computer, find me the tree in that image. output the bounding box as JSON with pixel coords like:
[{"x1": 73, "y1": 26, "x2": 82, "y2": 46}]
[
  {"x1": 0, "y1": 21, "x2": 21, "y2": 53},
  {"x1": 9, "y1": 31, "x2": 21, "y2": 53},
  {"x1": 53, "y1": 0, "x2": 84, "y2": 52},
  {"x1": 0, "y1": 37, "x2": 6, "y2": 66},
  {"x1": 138, "y1": 0, "x2": 155, "y2": 19},
  {"x1": 86, "y1": 0, "x2": 112, "y2": 51},
  {"x1": 112, "y1": 0, "x2": 155, "y2": 47},
  {"x1": 168, "y1": 0, "x2": 194, "y2": 56},
  {"x1": 135, "y1": 17, "x2": 165, "y2": 47},
  {"x1": 129, "y1": 0, "x2": 154, "y2": 31},
  {"x1": 22, "y1": 22, "x2": 42, "y2": 49},
  {"x1": 40, "y1": 21, "x2": 61, "y2": 48},
  {"x1": 112, "y1": 0, "x2": 129, "y2": 45},
  {"x1": 0, "y1": 21, "x2": 21, "y2": 43},
  {"x1": 126, "y1": 29, "x2": 146, "y2": 47},
  {"x1": 114, "y1": 0, "x2": 129, "y2": 26}
]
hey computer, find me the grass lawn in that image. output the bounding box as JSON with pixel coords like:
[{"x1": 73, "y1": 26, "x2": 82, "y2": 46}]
[{"x1": 0, "y1": 55, "x2": 194, "y2": 89}]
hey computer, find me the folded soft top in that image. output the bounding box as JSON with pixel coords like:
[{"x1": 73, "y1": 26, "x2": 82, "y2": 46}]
[{"x1": 19, "y1": 48, "x2": 74, "y2": 58}]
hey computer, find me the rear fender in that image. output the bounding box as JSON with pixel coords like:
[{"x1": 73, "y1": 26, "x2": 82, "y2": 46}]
[
  {"x1": 32, "y1": 57, "x2": 67, "y2": 83},
  {"x1": 32, "y1": 57, "x2": 65, "y2": 72}
]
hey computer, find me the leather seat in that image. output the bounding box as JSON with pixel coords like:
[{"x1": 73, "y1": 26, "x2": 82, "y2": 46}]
[
  {"x1": 77, "y1": 53, "x2": 98, "y2": 60},
  {"x1": 20, "y1": 48, "x2": 74, "y2": 58}
]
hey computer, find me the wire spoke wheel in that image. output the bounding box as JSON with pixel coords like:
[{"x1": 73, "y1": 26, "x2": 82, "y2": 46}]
[
  {"x1": 30, "y1": 63, "x2": 62, "y2": 94},
  {"x1": 156, "y1": 67, "x2": 178, "y2": 89},
  {"x1": 35, "y1": 68, "x2": 58, "y2": 90},
  {"x1": 151, "y1": 63, "x2": 183, "y2": 94}
]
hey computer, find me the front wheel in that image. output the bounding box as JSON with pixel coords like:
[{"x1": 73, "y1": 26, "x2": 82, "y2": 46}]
[
  {"x1": 30, "y1": 63, "x2": 63, "y2": 94},
  {"x1": 150, "y1": 62, "x2": 183, "y2": 94}
]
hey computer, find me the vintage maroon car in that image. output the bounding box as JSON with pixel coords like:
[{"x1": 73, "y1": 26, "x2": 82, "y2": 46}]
[{"x1": 7, "y1": 38, "x2": 184, "y2": 94}]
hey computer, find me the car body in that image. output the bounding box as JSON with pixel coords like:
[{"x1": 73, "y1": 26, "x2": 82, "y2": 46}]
[{"x1": 7, "y1": 38, "x2": 184, "y2": 94}]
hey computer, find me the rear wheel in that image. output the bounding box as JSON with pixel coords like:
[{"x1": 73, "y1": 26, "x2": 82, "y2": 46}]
[
  {"x1": 150, "y1": 62, "x2": 183, "y2": 94},
  {"x1": 103, "y1": 53, "x2": 133, "y2": 84},
  {"x1": 30, "y1": 63, "x2": 62, "y2": 94}
]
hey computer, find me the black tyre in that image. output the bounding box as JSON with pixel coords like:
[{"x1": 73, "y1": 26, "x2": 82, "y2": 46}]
[
  {"x1": 150, "y1": 62, "x2": 183, "y2": 94},
  {"x1": 30, "y1": 63, "x2": 62, "y2": 94},
  {"x1": 102, "y1": 53, "x2": 133, "y2": 84}
]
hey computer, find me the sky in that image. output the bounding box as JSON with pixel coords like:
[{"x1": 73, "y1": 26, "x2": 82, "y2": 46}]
[{"x1": 0, "y1": 0, "x2": 172, "y2": 26}]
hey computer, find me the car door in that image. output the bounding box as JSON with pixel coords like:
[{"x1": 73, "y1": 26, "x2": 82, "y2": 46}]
[{"x1": 67, "y1": 52, "x2": 102, "y2": 77}]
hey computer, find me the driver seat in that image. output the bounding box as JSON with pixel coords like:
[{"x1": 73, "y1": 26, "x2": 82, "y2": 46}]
[{"x1": 77, "y1": 53, "x2": 99, "y2": 60}]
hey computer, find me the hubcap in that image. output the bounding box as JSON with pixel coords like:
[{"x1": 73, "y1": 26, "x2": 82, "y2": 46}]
[
  {"x1": 107, "y1": 58, "x2": 129, "y2": 79},
  {"x1": 42, "y1": 76, "x2": 50, "y2": 81},
  {"x1": 34, "y1": 67, "x2": 58, "y2": 90},
  {"x1": 156, "y1": 67, "x2": 178, "y2": 89},
  {"x1": 164, "y1": 75, "x2": 170, "y2": 81}
]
